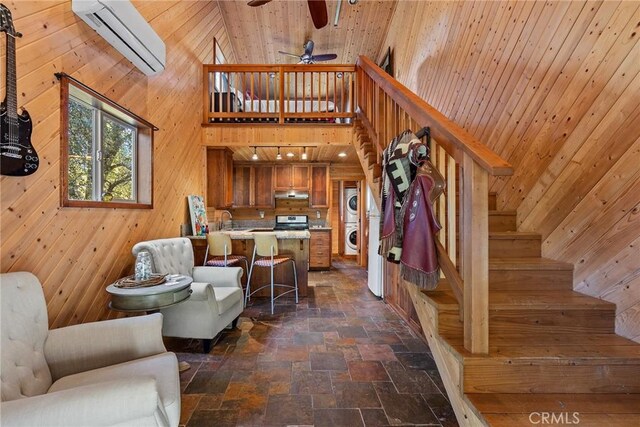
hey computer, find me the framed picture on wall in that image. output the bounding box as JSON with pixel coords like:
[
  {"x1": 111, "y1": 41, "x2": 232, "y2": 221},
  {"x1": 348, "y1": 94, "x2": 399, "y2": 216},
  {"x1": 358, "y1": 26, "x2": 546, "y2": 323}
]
[{"x1": 379, "y1": 47, "x2": 393, "y2": 77}]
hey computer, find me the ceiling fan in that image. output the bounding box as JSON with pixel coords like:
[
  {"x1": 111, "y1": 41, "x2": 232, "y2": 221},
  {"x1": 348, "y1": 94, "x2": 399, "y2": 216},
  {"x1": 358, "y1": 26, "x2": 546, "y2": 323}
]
[
  {"x1": 278, "y1": 40, "x2": 337, "y2": 64},
  {"x1": 247, "y1": 0, "x2": 328, "y2": 29}
]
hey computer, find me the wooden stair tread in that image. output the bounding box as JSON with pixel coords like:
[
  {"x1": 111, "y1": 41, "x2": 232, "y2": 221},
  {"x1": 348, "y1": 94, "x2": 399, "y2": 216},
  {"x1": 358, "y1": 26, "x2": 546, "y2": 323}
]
[
  {"x1": 489, "y1": 231, "x2": 541, "y2": 239},
  {"x1": 468, "y1": 393, "x2": 640, "y2": 414},
  {"x1": 423, "y1": 288, "x2": 614, "y2": 310},
  {"x1": 489, "y1": 210, "x2": 516, "y2": 216},
  {"x1": 450, "y1": 339, "x2": 640, "y2": 365},
  {"x1": 489, "y1": 257, "x2": 573, "y2": 271},
  {"x1": 484, "y1": 413, "x2": 640, "y2": 426}
]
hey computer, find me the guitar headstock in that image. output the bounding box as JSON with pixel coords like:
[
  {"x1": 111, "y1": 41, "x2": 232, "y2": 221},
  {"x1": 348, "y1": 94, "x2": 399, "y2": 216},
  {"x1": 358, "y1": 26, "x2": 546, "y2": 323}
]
[{"x1": 0, "y1": 4, "x2": 21, "y2": 37}]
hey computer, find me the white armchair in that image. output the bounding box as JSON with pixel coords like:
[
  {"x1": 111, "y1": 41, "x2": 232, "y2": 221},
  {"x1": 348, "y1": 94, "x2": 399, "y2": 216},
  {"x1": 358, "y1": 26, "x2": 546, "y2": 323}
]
[
  {"x1": 132, "y1": 238, "x2": 244, "y2": 352},
  {"x1": 0, "y1": 272, "x2": 180, "y2": 427}
]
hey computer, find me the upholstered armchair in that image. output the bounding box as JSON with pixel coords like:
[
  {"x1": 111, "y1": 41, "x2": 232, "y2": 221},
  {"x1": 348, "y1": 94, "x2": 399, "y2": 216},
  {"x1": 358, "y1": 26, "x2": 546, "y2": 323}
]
[
  {"x1": 0, "y1": 272, "x2": 180, "y2": 427},
  {"x1": 132, "y1": 237, "x2": 244, "y2": 352}
]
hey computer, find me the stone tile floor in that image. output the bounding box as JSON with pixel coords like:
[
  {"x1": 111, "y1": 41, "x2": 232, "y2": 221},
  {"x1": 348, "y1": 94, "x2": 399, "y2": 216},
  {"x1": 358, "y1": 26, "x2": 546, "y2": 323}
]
[{"x1": 170, "y1": 258, "x2": 457, "y2": 426}]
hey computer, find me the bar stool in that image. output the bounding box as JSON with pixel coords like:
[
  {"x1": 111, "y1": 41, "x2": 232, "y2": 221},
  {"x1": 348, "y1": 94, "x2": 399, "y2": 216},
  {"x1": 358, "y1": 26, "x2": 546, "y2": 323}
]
[
  {"x1": 204, "y1": 232, "x2": 249, "y2": 285},
  {"x1": 245, "y1": 233, "x2": 298, "y2": 314}
]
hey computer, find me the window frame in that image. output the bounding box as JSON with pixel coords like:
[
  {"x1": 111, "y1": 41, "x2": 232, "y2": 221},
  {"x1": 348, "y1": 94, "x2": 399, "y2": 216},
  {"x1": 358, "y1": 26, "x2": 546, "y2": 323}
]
[{"x1": 60, "y1": 74, "x2": 155, "y2": 209}]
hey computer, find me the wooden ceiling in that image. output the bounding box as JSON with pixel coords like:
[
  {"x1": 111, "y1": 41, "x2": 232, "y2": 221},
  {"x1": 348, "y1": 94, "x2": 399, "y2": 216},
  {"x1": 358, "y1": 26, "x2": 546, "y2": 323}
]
[
  {"x1": 231, "y1": 144, "x2": 358, "y2": 163},
  {"x1": 217, "y1": 0, "x2": 397, "y2": 64}
]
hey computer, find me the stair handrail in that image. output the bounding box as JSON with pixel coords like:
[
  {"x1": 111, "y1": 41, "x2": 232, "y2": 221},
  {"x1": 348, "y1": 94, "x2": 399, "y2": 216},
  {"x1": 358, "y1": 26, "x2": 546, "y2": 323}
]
[
  {"x1": 355, "y1": 55, "x2": 513, "y2": 354},
  {"x1": 356, "y1": 56, "x2": 512, "y2": 175}
]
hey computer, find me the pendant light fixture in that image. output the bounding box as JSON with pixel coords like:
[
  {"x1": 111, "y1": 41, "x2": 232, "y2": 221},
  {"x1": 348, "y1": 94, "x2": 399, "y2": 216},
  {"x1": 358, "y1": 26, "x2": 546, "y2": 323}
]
[
  {"x1": 276, "y1": 147, "x2": 282, "y2": 160},
  {"x1": 252, "y1": 146, "x2": 258, "y2": 160},
  {"x1": 301, "y1": 147, "x2": 308, "y2": 160}
]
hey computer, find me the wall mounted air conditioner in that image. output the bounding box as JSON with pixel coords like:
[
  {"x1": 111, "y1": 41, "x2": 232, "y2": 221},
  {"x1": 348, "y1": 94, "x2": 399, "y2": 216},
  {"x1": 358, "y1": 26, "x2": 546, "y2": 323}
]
[{"x1": 72, "y1": 0, "x2": 166, "y2": 76}]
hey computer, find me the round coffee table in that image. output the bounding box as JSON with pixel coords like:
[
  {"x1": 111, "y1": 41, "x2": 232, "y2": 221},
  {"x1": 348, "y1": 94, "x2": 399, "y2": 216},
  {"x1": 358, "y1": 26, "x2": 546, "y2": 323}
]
[{"x1": 106, "y1": 275, "x2": 193, "y2": 312}]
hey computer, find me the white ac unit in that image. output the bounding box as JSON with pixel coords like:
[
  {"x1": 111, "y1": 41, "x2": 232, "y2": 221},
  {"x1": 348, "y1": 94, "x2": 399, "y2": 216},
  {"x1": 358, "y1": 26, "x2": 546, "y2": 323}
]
[{"x1": 72, "y1": 0, "x2": 166, "y2": 76}]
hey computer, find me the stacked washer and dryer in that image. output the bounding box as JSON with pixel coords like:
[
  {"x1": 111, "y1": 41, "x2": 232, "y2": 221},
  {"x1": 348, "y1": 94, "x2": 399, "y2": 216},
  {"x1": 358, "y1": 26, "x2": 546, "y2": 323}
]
[{"x1": 344, "y1": 188, "x2": 358, "y2": 255}]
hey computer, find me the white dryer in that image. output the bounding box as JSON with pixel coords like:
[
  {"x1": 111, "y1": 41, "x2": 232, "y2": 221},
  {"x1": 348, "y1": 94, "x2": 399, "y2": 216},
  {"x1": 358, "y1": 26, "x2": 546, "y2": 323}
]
[
  {"x1": 345, "y1": 224, "x2": 358, "y2": 255},
  {"x1": 344, "y1": 188, "x2": 358, "y2": 223}
]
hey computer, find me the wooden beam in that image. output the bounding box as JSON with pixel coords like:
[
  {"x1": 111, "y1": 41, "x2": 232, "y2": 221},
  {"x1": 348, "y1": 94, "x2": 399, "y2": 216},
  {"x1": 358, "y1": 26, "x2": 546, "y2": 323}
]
[
  {"x1": 462, "y1": 153, "x2": 490, "y2": 354},
  {"x1": 202, "y1": 124, "x2": 354, "y2": 146}
]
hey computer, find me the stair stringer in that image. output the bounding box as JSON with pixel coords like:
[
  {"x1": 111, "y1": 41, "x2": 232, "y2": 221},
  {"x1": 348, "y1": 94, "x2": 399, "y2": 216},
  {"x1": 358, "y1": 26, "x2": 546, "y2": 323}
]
[
  {"x1": 353, "y1": 119, "x2": 382, "y2": 209},
  {"x1": 405, "y1": 282, "x2": 488, "y2": 427}
]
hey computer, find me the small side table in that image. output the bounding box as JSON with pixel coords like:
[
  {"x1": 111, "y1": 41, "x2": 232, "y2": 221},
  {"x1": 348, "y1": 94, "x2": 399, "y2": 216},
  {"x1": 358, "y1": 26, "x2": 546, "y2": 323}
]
[
  {"x1": 106, "y1": 275, "x2": 193, "y2": 372},
  {"x1": 106, "y1": 275, "x2": 193, "y2": 312}
]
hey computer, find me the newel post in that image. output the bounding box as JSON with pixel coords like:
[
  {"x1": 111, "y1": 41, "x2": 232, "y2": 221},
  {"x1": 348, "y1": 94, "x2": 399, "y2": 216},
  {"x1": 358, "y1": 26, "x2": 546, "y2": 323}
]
[{"x1": 462, "y1": 152, "x2": 489, "y2": 354}]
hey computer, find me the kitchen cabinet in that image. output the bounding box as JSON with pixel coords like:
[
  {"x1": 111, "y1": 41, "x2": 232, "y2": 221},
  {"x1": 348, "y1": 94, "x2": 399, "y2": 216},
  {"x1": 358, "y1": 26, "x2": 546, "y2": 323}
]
[
  {"x1": 254, "y1": 165, "x2": 274, "y2": 207},
  {"x1": 274, "y1": 165, "x2": 309, "y2": 190},
  {"x1": 207, "y1": 148, "x2": 233, "y2": 208},
  {"x1": 310, "y1": 164, "x2": 329, "y2": 208},
  {"x1": 309, "y1": 229, "x2": 331, "y2": 270},
  {"x1": 233, "y1": 165, "x2": 252, "y2": 207},
  {"x1": 232, "y1": 164, "x2": 274, "y2": 208}
]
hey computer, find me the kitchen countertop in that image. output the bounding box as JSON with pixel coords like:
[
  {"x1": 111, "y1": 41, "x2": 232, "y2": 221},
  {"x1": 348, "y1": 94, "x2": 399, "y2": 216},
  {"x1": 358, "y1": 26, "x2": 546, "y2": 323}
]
[
  {"x1": 189, "y1": 229, "x2": 310, "y2": 240},
  {"x1": 309, "y1": 226, "x2": 332, "y2": 231}
]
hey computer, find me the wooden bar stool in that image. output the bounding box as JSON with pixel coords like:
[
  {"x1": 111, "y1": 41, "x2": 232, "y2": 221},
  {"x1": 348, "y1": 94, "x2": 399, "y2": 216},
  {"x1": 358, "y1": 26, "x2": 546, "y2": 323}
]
[{"x1": 245, "y1": 233, "x2": 298, "y2": 314}]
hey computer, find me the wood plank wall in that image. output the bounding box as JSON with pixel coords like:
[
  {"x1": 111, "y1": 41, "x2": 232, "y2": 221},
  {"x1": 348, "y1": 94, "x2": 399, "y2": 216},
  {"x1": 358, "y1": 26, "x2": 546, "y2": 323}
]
[
  {"x1": 381, "y1": 1, "x2": 640, "y2": 342},
  {"x1": 0, "y1": 1, "x2": 236, "y2": 328}
]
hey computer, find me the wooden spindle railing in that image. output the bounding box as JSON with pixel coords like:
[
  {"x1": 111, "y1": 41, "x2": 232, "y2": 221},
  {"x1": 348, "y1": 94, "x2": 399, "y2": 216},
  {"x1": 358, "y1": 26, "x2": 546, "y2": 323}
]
[
  {"x1": 202, "y1": 64, "x2": 357, "y2": 124},
  {"x1": 355, "y1": 55, "x2": 512, "y2": 354}
]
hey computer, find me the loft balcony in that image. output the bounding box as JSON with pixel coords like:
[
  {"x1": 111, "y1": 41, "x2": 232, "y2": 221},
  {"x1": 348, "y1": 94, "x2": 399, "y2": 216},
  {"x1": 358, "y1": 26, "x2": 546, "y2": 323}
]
[{"x1": 202, "y1": 64, "x2": 356, "y2": 125}]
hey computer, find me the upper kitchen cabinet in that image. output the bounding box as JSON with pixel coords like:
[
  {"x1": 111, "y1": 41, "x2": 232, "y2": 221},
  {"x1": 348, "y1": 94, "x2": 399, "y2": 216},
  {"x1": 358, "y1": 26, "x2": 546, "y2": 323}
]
[
  {"x1": 274, "y1": 165, "x2": 309, "y2": 190},
  {"x1": 207, "y1": 148, "x2": 233, "y2": 208},
  {"x1": 254, "y1": 165, "x2": 275, "y2": 208},
  {"x1": 310, "y1": 165, "x2": 329, "y2": 208},
  {"x1": 232, "y1": 164, "x2": 275, "y2": 208},
  {"x1": 233, "y1": 165, "x2": 252, "y2": 207}
]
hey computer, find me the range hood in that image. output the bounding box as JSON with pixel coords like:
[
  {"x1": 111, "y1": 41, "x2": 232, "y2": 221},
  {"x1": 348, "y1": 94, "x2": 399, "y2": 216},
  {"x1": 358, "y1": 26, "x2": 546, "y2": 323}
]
[{"x1": 275, "y1": 190, "x2": 309, "y2": 200}]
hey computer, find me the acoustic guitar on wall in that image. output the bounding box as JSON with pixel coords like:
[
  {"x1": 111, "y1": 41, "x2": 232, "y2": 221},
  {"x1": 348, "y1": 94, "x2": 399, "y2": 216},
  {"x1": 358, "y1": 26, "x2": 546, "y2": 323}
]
[{"x1": 0, "y1": 4, "x2": 38, "y2": 176}]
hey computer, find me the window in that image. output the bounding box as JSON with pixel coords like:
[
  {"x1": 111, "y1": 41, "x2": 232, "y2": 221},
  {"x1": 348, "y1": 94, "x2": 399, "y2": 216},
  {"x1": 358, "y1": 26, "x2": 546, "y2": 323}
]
[{"x1": 60, "y1": 75, "x2": 155, "y2": 208}]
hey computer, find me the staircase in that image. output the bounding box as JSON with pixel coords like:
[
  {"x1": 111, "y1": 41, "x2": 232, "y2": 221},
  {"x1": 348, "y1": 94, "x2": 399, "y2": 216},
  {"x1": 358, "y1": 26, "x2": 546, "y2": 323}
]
[
  {"x1": 354, "y1": 126, "x2": 640, "y2": 426},
  {"x1": 352, "y1": 57, "x2": 640, "y2": 425}
]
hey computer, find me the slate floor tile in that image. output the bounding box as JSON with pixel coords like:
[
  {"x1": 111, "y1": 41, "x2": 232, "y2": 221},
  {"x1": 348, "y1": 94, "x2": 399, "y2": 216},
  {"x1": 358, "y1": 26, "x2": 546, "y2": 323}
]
[
  {"x1": 357, "y1": 344, "x2": 399, "y2": 362},
  {"x1": 184, "y1": 370, "x2": 233, "y2": 394},
  {"x1": 314, "y1": 408, "x2": 365, "y2": 427},
  {"x1": 310, "y1": 351, "x2": 348, "y2": 371},
  {"x1": 337, "y1": 325, "x2": 369, "y2": 338},
  {"x1": 378, "y1": 392, "x2": 440, "y2": 425},
  {"x1": 291, "y1": 370, "x2": 333, "y2": 394},
  {"x1": 264, "y1": 395, "x2": 313, "y2": 426},
  {"x1": 361, "y1": 408, "x2": 391, "y2": 426},
  {"x1": 186, "y1": 409, "x2": 239, "y2": 427},
  {"x1": 348, "y1": 360, "x2": 391, "y2": 381},
  {"x1": 396, "y1": 352, "x2": 437, "y2": 370},
  {"x1": 333, "y1": 381, "x2": 381, "y2": 408}
]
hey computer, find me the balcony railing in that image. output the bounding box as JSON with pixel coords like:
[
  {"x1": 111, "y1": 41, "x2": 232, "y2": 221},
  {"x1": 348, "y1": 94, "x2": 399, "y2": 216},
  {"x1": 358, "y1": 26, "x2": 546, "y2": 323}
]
[{"x1": 203, "y1": 64, "x2": 357, "y2": 124}]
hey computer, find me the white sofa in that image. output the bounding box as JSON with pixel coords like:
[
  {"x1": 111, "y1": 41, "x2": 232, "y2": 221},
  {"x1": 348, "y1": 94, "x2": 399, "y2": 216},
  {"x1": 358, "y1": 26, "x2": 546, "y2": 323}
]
[
  {"x1": 132, "y1": 238, "x2": 244, "y2": 352},
  {"x1": 0, "y1": 272, "x2": 180, "y2": 427}
]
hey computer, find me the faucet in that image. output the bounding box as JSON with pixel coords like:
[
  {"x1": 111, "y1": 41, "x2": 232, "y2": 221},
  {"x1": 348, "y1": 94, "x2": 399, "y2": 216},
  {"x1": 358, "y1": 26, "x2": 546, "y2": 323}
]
[{"x1": 219, "y1": 210, "x2": 232, "y2": 230}]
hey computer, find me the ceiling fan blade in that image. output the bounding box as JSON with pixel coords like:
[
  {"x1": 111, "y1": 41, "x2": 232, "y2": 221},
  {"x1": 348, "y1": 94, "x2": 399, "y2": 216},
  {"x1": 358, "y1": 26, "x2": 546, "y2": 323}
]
[
  {"x1": 310, "y1": 54, "x2": 337, "y2": 62},
  {"x1": 278, "y1": 51, "x2": 302, "y2": 59},
  {"x1": 303, "y1": 40, "x2": 315, "y2": 57},
  {"x1": 307, "y1": 0, "x2": 328, "y2": 29},
  {"x1": 247, "y1": 0, "x2": 272, "y2": 6}
]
